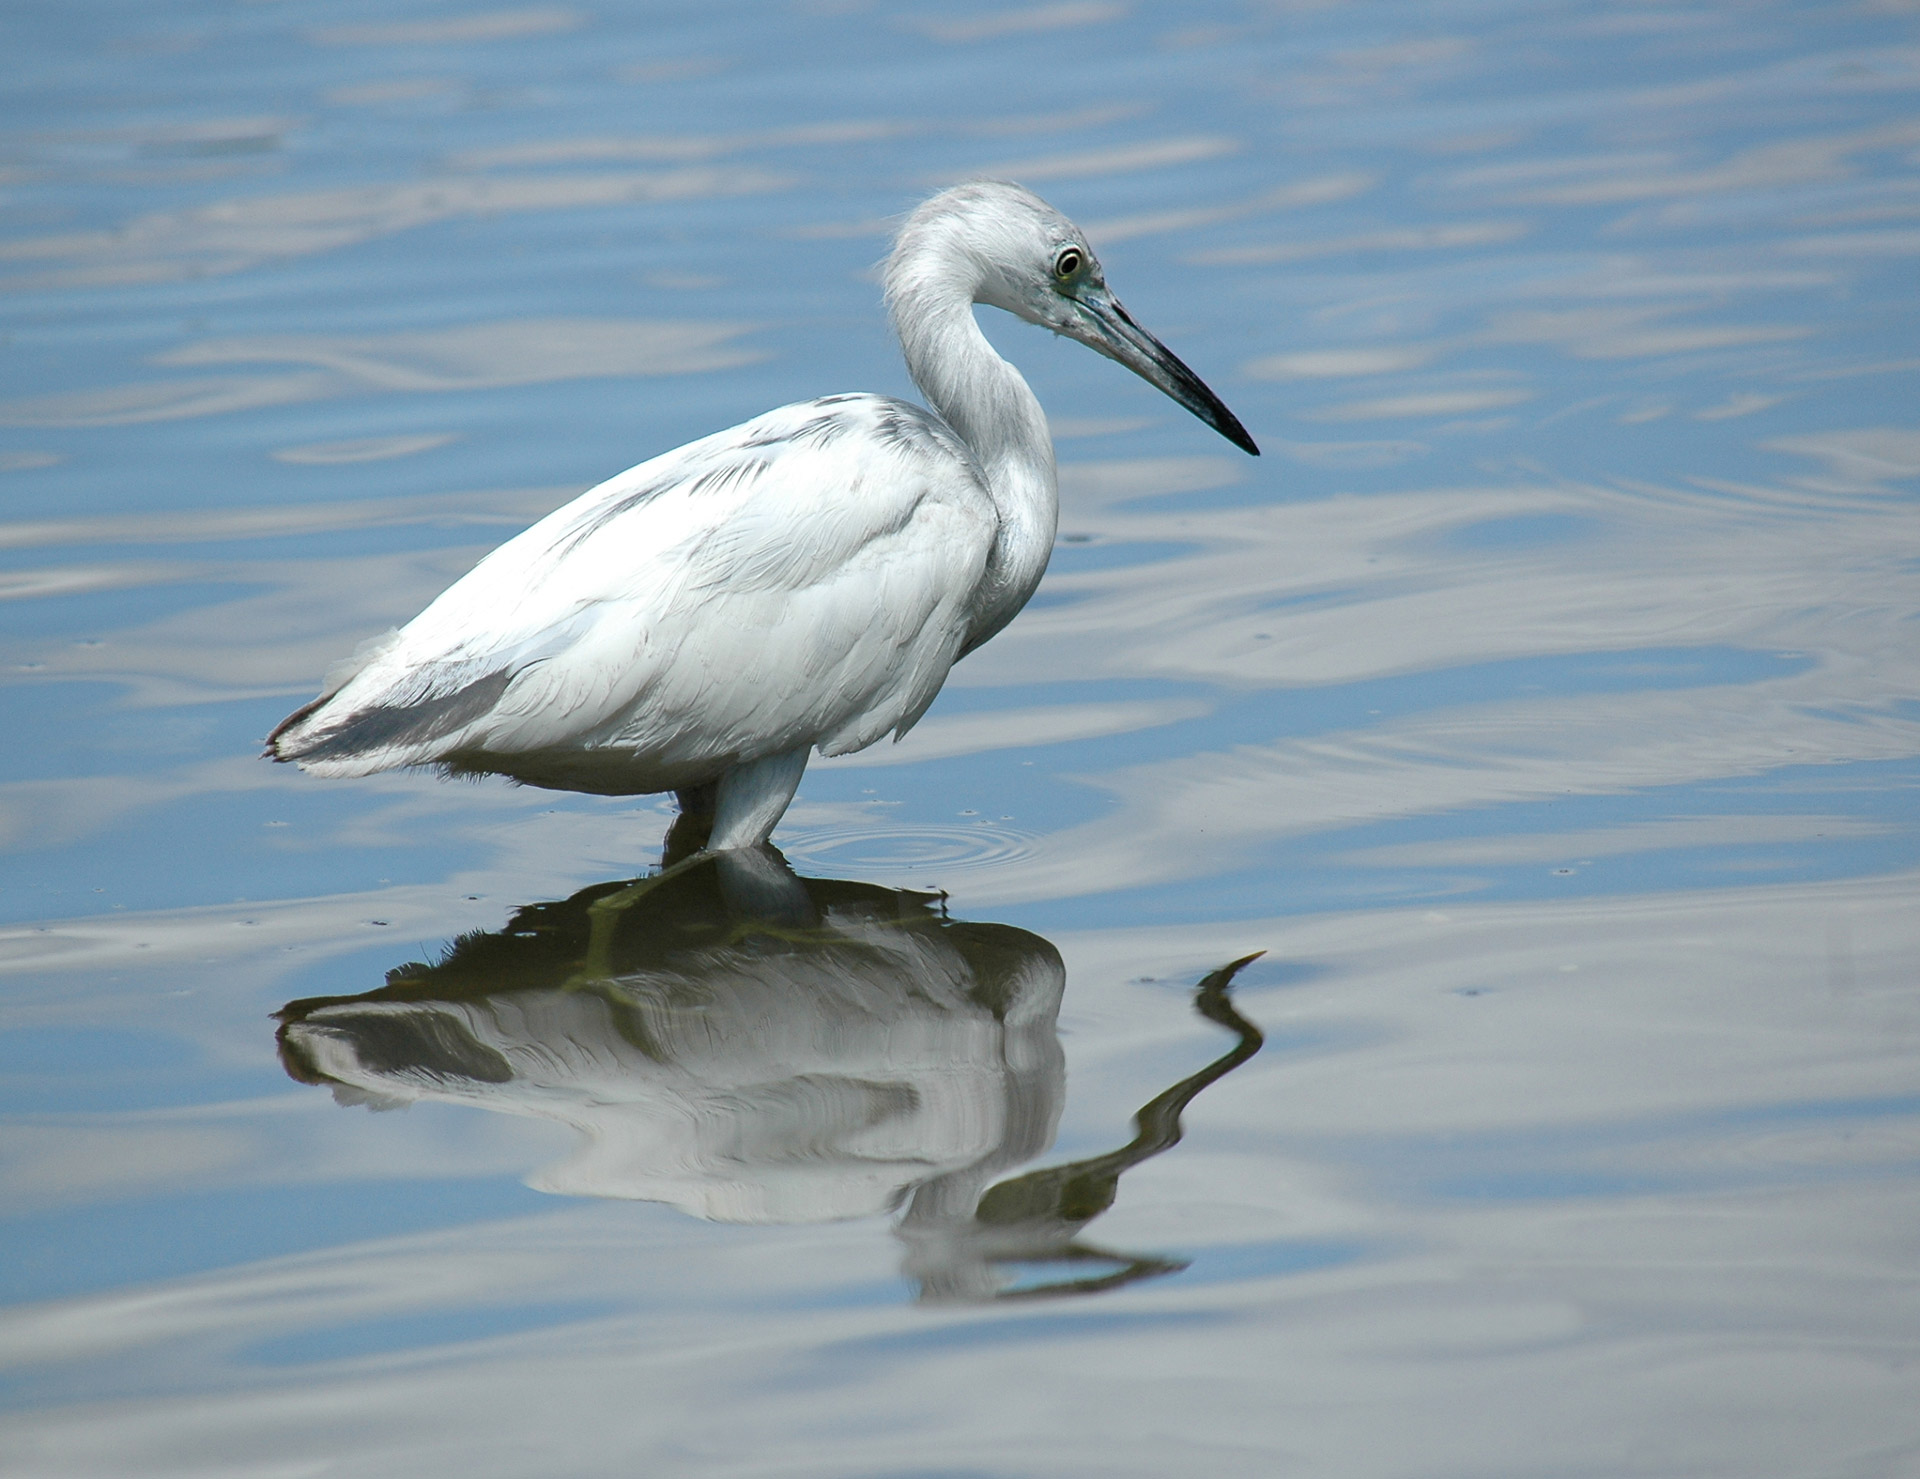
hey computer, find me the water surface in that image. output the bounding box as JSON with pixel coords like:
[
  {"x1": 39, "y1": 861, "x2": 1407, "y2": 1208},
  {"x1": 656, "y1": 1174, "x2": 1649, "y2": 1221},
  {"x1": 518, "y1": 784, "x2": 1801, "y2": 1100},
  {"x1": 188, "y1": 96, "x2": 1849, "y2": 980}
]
[{"x1": 3, "y1": 2, "x2": 1919, "y2": 1474}]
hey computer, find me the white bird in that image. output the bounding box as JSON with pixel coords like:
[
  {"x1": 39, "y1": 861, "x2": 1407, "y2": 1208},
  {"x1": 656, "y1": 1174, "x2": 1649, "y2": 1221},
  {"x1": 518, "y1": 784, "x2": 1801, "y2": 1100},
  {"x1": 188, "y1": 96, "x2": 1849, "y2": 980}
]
[{"x1": 268, "y1": 181, "x2": 1258, "y2": 852}]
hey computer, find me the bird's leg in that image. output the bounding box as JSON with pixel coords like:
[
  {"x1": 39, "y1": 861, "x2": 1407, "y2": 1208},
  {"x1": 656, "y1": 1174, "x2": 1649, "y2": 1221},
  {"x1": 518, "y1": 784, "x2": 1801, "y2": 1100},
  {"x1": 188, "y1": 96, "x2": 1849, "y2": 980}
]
[
  {"x1": 663, "y1": 780, "x2": 718, "y2": 866},
  {"x1": 712, "y1": 845, "x2": 816, "y2": 926},
  {"x1": 707, "y1": 746, "x2": 810, "y2": 851}
]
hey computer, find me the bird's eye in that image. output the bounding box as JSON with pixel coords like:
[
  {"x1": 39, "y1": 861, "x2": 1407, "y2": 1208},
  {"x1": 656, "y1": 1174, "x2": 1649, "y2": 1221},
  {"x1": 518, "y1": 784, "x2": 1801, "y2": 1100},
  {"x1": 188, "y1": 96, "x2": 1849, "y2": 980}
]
[{"x1": 1053, "y1": 246, "x2": 1084, "y2": 280}]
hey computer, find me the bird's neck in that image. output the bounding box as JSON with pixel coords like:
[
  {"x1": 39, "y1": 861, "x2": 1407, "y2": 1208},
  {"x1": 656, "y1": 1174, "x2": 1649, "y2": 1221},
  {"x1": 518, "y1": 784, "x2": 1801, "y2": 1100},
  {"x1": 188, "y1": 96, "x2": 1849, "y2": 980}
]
[{"x1": 895, "y1": 291, "x2": 1058, "y2": 650}]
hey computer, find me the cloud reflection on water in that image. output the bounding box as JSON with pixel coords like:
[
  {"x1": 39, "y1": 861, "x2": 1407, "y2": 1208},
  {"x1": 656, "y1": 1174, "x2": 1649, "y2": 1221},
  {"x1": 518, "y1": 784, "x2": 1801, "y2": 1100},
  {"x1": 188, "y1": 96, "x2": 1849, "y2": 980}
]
[
  {"x1": 0, "y1": 319, "x2": 766, "y2": 428},
  {"x1": 272, "y1": 434, "x2": 461, "y2": 466},
  {"x1": 0, "y1": 168, "x2": 791, "y2": 293},
  {"x1": 307, "y1": 9, "x2": 586, "y2": 48}
]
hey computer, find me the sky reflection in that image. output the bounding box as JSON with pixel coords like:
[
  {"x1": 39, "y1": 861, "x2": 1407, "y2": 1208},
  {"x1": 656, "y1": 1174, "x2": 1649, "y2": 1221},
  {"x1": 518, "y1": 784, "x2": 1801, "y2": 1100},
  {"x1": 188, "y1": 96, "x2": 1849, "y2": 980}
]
[{"x1": 2, "y1": 0, "x2": 1918, "y2": 1473}]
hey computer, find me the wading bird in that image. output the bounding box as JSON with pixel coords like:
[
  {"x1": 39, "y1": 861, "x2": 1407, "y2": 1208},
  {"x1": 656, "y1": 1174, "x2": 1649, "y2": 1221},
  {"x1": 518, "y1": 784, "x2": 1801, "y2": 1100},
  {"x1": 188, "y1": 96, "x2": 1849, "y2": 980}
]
[{"x1": 268, "y1": 181, "x2": 1257, "y2": 852}]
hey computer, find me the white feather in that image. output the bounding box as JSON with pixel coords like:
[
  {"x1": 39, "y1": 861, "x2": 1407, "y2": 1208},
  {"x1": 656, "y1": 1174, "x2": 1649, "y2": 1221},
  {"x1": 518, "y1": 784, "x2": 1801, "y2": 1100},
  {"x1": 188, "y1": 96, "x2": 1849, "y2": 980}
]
[{"x1": 270, "y1": 181, "x2": 1254, "y2": 849}]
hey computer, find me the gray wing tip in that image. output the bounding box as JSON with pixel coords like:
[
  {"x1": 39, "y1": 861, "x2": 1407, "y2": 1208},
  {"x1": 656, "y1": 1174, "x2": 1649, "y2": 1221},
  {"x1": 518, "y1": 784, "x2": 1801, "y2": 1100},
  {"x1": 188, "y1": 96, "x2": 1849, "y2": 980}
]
[
  {"x1": 267, "y1": 668, "x2": 517, "y2": 770},
  {"x1": 266, "y1": 693, "x2": 332, "y2": 762}
]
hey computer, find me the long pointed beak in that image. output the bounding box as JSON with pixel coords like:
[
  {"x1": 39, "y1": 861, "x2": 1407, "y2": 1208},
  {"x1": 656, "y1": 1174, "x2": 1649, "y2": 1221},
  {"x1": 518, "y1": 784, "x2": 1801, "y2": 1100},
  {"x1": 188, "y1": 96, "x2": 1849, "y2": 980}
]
[{"x1": 1073, "y1": 288, "x2": 1259, "y2": 456}]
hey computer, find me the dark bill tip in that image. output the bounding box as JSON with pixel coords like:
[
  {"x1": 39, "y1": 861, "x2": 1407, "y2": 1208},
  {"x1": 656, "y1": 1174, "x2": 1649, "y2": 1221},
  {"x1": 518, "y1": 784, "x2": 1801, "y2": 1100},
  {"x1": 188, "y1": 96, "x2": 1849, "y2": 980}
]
[
  {"x1": 1146, "y1": 335, "x2": 1260, "y2": 457},
  {"x1": 1206, "y1": 397, "x2": 1261, "y2": 457},
  {"x1": 1093, "y1": 297, "x2": 1259, "y2": 456}
]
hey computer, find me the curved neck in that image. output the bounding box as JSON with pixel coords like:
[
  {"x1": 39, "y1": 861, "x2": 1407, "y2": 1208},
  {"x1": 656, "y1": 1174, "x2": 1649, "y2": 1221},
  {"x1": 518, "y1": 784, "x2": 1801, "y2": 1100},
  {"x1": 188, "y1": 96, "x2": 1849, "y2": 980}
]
[{"x1": 890, "y1": 282, "x2": 1058, "y2": 649}]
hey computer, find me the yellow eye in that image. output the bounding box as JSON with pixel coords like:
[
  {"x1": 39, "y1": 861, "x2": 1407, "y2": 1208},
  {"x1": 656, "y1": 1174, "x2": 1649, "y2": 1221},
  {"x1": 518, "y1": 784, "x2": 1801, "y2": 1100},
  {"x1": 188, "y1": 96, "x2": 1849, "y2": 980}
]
[{"x1": 1053, "y1": 246, "x2": 1084, "y2": 280}]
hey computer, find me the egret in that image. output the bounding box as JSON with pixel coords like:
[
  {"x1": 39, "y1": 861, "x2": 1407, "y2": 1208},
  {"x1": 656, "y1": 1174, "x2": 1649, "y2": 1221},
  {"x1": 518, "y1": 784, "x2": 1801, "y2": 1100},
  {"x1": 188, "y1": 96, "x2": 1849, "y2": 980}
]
[{"x1": 267, "y1": 180, "x2": 1258, "y2": 851}]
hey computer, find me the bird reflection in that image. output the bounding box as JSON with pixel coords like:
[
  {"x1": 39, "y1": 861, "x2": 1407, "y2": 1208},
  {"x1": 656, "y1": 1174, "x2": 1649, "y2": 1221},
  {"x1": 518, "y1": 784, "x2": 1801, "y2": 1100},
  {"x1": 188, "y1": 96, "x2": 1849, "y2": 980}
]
[
  {"x1": 275, "y1": 850, "x2": 1261, "y2": 1300},
  {"x1": 900, "y1": 954, "x2": 1262, "y2": 1302}
]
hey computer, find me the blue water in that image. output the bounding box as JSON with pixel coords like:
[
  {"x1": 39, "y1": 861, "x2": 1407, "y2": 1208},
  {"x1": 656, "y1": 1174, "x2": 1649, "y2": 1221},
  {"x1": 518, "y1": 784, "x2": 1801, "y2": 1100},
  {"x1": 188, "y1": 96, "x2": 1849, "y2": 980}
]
[{"x1": 3, "y1": 2, "x2": 1918, "y2": 1475}]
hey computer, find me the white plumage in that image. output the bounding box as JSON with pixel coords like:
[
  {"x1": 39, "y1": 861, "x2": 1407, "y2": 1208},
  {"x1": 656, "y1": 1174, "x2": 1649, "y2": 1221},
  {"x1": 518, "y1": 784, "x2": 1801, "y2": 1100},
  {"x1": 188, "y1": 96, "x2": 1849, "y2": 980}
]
[{"x1": 269, "y1": 180, "x2": 1256, "y2": 851}]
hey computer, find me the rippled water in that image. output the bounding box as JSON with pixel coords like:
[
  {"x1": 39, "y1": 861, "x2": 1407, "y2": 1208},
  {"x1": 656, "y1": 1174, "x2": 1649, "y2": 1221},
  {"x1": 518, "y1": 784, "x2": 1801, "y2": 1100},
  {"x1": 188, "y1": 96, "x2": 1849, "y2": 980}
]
[{"x1": 4, "y1": 1, "x2": 1919, "y2": 1474}]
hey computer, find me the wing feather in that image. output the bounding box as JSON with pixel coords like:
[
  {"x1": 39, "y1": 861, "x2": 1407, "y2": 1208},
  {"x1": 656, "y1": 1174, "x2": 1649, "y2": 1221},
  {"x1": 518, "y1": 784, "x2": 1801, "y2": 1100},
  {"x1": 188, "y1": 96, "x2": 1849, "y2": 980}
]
[{"x1": 270, "y1": 396, "x2": 996, "y2": 787}]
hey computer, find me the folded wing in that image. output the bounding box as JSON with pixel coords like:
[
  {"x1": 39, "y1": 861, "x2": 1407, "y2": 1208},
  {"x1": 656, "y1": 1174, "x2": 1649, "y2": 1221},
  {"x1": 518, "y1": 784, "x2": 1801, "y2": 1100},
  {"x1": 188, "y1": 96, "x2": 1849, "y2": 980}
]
[{"x1": 268, "y1": 396, "x2": 998, "y2": 791}]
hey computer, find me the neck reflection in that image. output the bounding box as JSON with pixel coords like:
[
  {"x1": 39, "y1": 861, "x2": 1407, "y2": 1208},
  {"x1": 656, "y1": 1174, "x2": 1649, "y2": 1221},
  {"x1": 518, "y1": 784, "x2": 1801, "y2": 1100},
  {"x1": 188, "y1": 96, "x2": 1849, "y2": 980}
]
[{"x1": 276, "y1": 848, "x2": 1261, "y2": 1301}]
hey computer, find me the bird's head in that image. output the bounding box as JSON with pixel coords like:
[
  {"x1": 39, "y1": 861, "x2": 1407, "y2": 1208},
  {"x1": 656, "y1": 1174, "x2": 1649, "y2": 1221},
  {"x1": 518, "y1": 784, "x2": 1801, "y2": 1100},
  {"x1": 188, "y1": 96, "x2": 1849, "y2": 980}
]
[{"x1": 890, "y1": 180, "x2": 1258, "y2": 456}]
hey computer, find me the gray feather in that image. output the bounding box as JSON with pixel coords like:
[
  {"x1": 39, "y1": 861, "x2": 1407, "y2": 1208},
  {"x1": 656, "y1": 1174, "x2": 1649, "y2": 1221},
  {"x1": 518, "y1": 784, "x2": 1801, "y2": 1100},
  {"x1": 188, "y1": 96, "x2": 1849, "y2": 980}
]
[{"x1": 282, "y1": 668, "x2": 515, "y2": 763}]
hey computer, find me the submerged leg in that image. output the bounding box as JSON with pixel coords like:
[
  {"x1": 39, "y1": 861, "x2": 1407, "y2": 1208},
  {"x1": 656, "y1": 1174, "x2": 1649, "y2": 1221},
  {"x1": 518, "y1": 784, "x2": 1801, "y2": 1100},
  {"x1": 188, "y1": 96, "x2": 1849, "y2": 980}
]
[
  {"x1": 712, "y1": 845, "x2": 816, "y2": 925},
  {"x1": 674, "y1": 779, "x2": 718, "y2": 820},
  {"x1": 708, "y1": 746, "x2": 810, "y2": 851},
  {"x1": 663, "y1": 779, "x2": 719, "y2": 865}
]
